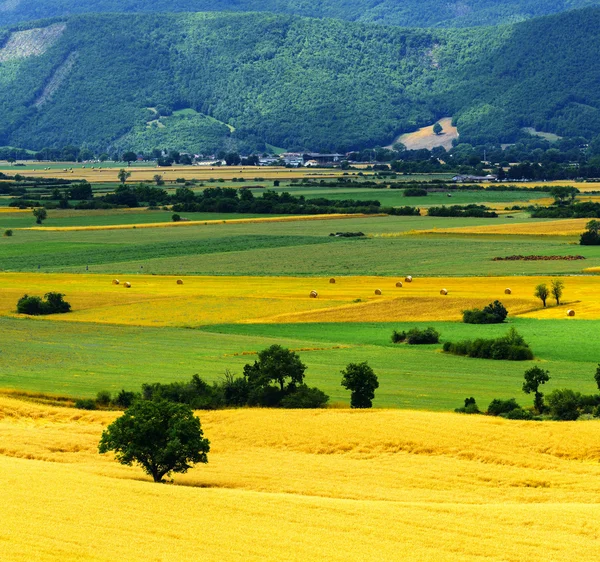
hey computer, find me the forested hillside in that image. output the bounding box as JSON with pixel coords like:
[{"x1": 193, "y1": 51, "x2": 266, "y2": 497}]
[
  {"x1": 2, "y1": 0, "x2": 600, "y2": 28},
  {"x1": 0, "y1": 8, "x2": 599, "y2": 153}
]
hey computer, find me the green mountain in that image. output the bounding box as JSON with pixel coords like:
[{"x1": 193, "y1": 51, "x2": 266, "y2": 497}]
[
  {"x1": 2, "y1": 0, "x2": 600, "y2": 28},
  {"x1": 0, "y1": 8, "x2": 599, "y2": 153}
]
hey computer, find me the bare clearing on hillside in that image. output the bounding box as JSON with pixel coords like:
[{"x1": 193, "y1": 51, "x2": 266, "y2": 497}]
[
  {"x1": 0, "y1": 0, "x2": 20, "y2": 12},
  {"x1": 0, "y1": 23, "x2": 66, "y2": 62},
  {"x1": 390, "y1": 117, "x2": 458, "y2": 151},
  {"x1": 34, "y1": 52, "x2": 78, "y2": 107}
]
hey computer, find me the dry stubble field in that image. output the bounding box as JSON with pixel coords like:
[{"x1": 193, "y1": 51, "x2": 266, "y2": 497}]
[{"x1": 2, "y1": 272, "x2": 600, "y2": 326}]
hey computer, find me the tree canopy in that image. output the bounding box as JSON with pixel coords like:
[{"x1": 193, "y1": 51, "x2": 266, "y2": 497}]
[{"x1": 98, "y1": 399, "x2": 210, "y2": 482}]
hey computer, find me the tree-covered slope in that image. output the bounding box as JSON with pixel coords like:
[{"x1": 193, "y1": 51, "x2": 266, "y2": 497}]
[
  {"x1": 0, "y1": 9, "x2": 599, "y2": 153},
  {"x1": 2, "y1": 0, "x2": 600, "y2": 28}
]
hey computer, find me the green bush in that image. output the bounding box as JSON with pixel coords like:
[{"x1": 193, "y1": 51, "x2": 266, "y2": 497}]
[
  {"x1": 96, "y1": 390, "x2": 112, "y2": 406},
  {"x1": 4, "y1": 229, "x2": 12, "y2": 237},
  {"x1": 546, "y1": 388, "x2": 582, "y2": 421},
  {"x1": 455, "y1": 397, "x2": 480, "y2": 414},
  {"x1": 112, "y1": 389, "x2": 138, "y2": 408},
  {"x1": 172, "y1": 213, "x2": 181, "y2": 222},
  {"x1": 75, "y1": 398, "x2": 97, "y2": 410},
  {"x1": 280, "y1": 385, "x2": 329, "y2": 408},
  {"x1": 487, "y1": 398, "x2": 521, "y2": 416},
  {"x1": 391, "y1": 330, "x2": 406, "y2": 343},
  {"x1": 463, "y1": 300, "x2": 508, "y2": 324},
  {"x1": 17, "y1": 292, "x2": 71, "y2": 315},
  {"x1": 504, "y1": 408, "x2": 534, "y2": 420},
  {"x1": 443, "y1": 328, "x2": 533, "y2": 361},
  {"x1": 393, "y1": 327, "x2": 440, "y2": 345}
]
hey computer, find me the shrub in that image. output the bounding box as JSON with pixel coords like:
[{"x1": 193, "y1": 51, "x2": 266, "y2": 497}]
[
  {"x1": 504, "y1": 408, "x2": 534, "y2": 420},
  {"x1": 17, "y1": 292, "x2": 71, "y2": 315},
  {"x1": 280, "y1": 385, "x2": 329, "y2": 408},
  {"x1": 463, "y1": 301, "x2": 508, "y2": 324},
  {"x1": 4, "y1": 229, "x2": 12, "y2": 237},
  {"x1": 455, "y1": 397, "x2": 480, "y2": 414},
  {"x1": 405, "y1": 327, "x2": 440, "y2": 344},
  {"x1": 546, "y1": 388, "x2": 582, "y2": 421},
  {"x1": 487, "y1": 398, "x2": 521, "y2": 416},
  {"x1": 443, "y1": 328, "x2": 533, "y2": 361},
  {"x1": 96, "y1": 390, "x2": 112, "y2": 406},
  {"x1": 75, "y1": 398, "x2": 97, "y2": 410},
  {"x1": 112, "y1": 389, "x2": 138, "y2": 408},
  {"x1": 172, "y1": 213, "x2": 181, "y2": 222},
  {"x1": 391, "y1": 330, "x2": 406, "y2": 343}
]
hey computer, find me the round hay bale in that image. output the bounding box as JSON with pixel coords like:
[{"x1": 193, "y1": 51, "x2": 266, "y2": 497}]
[
  {"x1": 374, "y1": 289, "x2": 382, "y2": 295},
  {"x1": 176, "y1": 279, "x2": 184, "y2": 285},
  {"x1": 309, "y1": 290, "x2": 318, "y2": 298},
  {"x1": 440, "y1": 288, "x2": 448, "y2": 295},
  {"x1": 567, "y1": 309, "x2": 575, "y2": 317},
  {"x1": 396, "y1": 281, "x2": 403, "y2": 288},
  {"x1": 405, "y1": 276, "x2": 413, "y2": 283},
  {"x1": 504, "y1": 288, "x2": 512, "y2": 295},
  {"x1": 112, "y1": 279, "x2": 120, "y2": 285},
  {"x1": 329, "y1": 278, "x2": 336, "y2": 284},
  {"x1": 124, "y1": 282, "x2": 131, "y2": 288}
]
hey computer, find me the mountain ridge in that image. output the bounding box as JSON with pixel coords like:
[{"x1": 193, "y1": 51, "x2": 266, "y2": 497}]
[{"x1": 0, "y1": 8, "x2": 599, "y2": 153}]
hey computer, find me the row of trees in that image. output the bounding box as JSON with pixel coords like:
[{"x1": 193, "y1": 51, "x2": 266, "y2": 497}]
[{"x1": 460, "y1": 365, "x2": 600, "y2": 421}]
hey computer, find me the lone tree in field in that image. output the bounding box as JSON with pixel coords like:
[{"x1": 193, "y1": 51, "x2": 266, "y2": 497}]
[
  {"x1": 341, "y1": 361, "x2": 379, "y2": 408},
  {"x1": 433, "y1": 122, "x2": 443, "y2": 135},
  {"x1": 534, "y1": 283, "x2": 549, "y2": 307},
  {"x1": 33, "y1": 207, "x2": 47, "y2": 225},
  {"x1": 243, "y1": 344, "x2": 306, "y2": 393},
  {"x1": 122, "y1": 151, "x2": 138, "y2": 166},
  {"x1": 551, "y1": 279, "x2": 564, "y2": 306},
  {"x1": 99, "y1": 399, "x2": 209, "y2": 483},
  {"x1": 523, "y1": 366, "x2": 550, "y2": 414},
  {"x1": 117, "y1": 168, "x2": 131, "y2": 185}
]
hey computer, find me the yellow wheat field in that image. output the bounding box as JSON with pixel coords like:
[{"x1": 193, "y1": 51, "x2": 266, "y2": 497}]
[
  {"x1": 2, "y1": 395, "x2": 600, "y2": 561},
  {"x1": 2, "y1": 272, "x2": 600, "y2": 324},
  {"x1": 411, "y1": 218, "x2": 590, "y2": 237},
  {"x1": 23, "y1": 213, "x2": 384, "y2": 232},
  {"x1": 6, "y1": 165, "x2": 351, "y2": 184}
]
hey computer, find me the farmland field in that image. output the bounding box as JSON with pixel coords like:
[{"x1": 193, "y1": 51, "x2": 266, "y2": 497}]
[
  {"x1": 3, "y1": 165, "x2": 600, "y2": 561},
  {"x1": 3, "y1": 397, "x2": 600, "y2": 561}
]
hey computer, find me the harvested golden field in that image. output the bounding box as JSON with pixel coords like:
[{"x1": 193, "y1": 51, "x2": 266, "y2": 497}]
[
  {"x1": 2, "y1": 395, "x2": 600, "y2": 561},
  {"x1": 391, "y1": 117, "x2": 458, "y2": 151},
  {"x1": 10, "y1": 165, "x2": 348, "y2": 183},
  {"x1": 2, "y1": 273, "x2": 600, "y2": 324},
  {"x1": 478, "y1": 180, "x2": 600, "y2": 193},
  {"x1": 412, "y1": 218, "x2": 590, "y2": 237},
  {"x1": 24, "y1": 213, "x2": 382, "y2": 232}
]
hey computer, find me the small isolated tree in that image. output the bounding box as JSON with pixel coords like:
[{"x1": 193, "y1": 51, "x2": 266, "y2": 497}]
[
  {"x1": 340, "y1": 361, "x2": 379, "y2": 409},
  {"x1": 122, "y1": 151, "x2": 138, "y2": 166},
  {"x1": 172, "y1": 213, "x2": 181, "y2": 222},
  {"x1": 523, "y1": 366, "x2": 550, "y2": 414},
  {"x1": 33, "y1": 207, "x2": 47, "y2": 224},
  {"x1": 117, "y1": 168, "x2": 131, "y2": 185},
  {"x1": 153, "y1": 174, "x2": 164, "y2": 186},
  {"x1": 581, "y1": 220, "x2": 600, "y2": 245},
  {"x1": 433, "y1": 122, "x2": 443, "y2": 135},
  {"x1": 98, "y1": 399, "x2": 210, "y2": 483},
  {"x1": 534, "y1": 283, "x2": 549, "y2": 307},
  {"x1": 594, "y1": 364, "x2": 600, "y2": 391},
  {"x1": 550, "y1": 279, "x2": 564, "y2": 306}
]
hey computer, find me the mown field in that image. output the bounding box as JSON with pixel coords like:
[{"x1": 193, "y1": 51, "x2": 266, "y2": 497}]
[
  {"x1": 1, "y1": 212, "x2": 598, "y2": 276},
  {"x1": 3, "y1": 397, "x2": 600, "y2": 561}
]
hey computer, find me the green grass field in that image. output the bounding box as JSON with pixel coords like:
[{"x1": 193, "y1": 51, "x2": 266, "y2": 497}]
[
  {"x1": 1, "y1": 316, "x2": 596, "y2": 410},
  {"x1": 1, "y1": 212, "x2": 597, "y2": 276}
]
